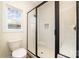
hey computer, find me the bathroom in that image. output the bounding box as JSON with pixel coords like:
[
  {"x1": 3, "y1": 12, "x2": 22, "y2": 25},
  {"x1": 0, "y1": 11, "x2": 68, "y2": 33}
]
[{"x1": 0, "y1": 0, "x2": 78, "y2": 58}]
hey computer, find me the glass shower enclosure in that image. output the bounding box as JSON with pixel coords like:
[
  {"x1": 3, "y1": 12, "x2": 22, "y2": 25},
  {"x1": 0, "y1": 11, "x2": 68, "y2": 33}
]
[
  {"x1": 37, "y1": 2, "x2": 55, "y2": 58},
  {"x1": 27, "y1": 1, "x2": 78, "y2": 58},
  {"x1": 59, "y1": 1, "x2": 76, "y2": 58},
  {"x1": 27, "y1": 9, "x2": 36, "y2": 55},
  {"x1": 27, "y1": 1, "x2": 55, "y2": 58}
]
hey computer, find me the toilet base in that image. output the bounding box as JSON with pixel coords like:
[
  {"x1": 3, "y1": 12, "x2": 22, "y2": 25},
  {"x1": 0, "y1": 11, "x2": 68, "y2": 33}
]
[{"x1": 12, "y1": 48, "x2": 27, "y2": 58}]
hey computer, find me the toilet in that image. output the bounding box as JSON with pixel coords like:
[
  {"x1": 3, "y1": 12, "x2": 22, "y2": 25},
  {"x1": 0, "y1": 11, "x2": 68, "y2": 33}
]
[{"x1": 7, "y1": 39, "x2": 27, "y2": 58}]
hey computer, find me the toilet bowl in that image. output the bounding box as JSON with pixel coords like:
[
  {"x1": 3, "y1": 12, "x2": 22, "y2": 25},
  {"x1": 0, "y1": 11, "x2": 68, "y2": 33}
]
[
  {"x1": 7, "y1": 39, "x2": 27, "y2": 58},
  {"x1": 12, "y1": 48, "x2": 27, "y2": 58}
]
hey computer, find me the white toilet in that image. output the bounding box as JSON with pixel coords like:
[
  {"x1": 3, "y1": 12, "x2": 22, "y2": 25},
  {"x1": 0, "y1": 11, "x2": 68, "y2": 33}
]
[{"x1": 7, "y1": 39, "x2": 27, "y2": 58}]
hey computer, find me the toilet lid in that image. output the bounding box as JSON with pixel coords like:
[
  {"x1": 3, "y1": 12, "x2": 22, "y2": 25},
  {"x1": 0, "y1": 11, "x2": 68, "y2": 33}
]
[{"x1": 12, "y1": 48, "x2": 27, "y2": 57}]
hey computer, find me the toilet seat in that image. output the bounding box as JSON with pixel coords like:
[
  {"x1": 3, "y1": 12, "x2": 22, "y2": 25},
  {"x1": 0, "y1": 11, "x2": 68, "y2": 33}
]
[{"x1": 12, "y1": 48, "x2": 27, "y2": 58}]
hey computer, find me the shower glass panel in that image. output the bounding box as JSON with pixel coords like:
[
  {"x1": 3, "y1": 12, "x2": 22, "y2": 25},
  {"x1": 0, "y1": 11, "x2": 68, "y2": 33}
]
[
  {"x1": 59, "y1": 1, "x2": 76, "y2": 57},
  {"x1": 28, "y1": 9, "x2": 36, "y2": 54},
  {"x1": 37, "y1": 2, "x2": 55, "y2": 58}
]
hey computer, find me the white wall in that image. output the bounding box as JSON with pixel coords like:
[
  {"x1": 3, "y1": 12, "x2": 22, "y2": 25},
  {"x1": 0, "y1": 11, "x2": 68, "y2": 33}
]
[{"x1": 0, "y1": 1, "x2": 42, "y2": 58}]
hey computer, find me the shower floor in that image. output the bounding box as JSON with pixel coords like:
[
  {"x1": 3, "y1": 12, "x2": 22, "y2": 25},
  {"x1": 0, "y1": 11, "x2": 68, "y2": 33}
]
[{"x1": 38, "y1": 44, "x2": 55, "y2": 58}]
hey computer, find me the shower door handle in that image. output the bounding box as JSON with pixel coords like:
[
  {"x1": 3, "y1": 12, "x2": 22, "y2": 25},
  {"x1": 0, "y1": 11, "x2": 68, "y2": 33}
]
[{"x1": 73, "y1": 25, "x2": 77, "y2": 31}]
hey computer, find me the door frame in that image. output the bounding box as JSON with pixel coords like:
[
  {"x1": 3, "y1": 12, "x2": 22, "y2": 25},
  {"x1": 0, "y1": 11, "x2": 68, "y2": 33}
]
[
  {"x1": 55, "y1": 1, "x2": 59, "y2": 58},
  {"x1": 76, "y1": 1, "x2": 79, "y2": 58}
]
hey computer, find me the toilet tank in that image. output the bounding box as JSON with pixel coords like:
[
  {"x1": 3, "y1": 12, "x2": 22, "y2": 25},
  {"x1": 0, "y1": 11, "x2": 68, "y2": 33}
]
[{"x1": 7, "y1": 39, "x2": 22, "y2": 51}]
